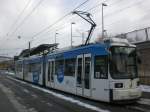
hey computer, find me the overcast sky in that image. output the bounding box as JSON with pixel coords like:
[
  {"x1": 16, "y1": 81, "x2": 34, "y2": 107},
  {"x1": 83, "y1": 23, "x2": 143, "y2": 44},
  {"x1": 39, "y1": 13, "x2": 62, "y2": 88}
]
[{"x1": 0, "y1": 0, "x2": 150, "y2": 57}]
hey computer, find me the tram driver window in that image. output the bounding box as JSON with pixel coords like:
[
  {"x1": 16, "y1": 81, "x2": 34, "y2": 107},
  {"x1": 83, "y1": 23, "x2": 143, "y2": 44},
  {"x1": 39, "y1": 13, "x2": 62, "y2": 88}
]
[{"x1": 94, "y1": 56, "x2": 107, "y2": 79}]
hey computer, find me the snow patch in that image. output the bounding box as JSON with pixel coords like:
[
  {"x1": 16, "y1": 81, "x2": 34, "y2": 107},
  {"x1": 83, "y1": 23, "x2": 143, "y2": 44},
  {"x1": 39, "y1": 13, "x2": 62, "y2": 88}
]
[
  {"x1": 23, "y1": 89, "x2": 30, "y2": 94},
  {"x1": 137, "y1": 98, "x2": 150, "y2": 106},
  {"x1": 7, "y1": 76, "x2": 110, "y2": 112},
  {"x1": 139, "y1": 85, "x2": 150, "y2": 93},
  {"x1": 5, "y1": 71, "x2": 15, "y2": 75},
  {"x1": 31, "y1": 85, "x2": 110, "y2": 112},
  {"x1": 126, "y1": 106, "x2": 149, "y2": 112}
]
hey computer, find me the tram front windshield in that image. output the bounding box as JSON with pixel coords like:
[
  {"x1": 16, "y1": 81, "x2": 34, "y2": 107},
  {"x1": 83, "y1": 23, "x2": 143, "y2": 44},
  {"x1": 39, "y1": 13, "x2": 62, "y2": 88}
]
[{"x1": 110, "y1": 46, "x2": 137, "y2": 79}]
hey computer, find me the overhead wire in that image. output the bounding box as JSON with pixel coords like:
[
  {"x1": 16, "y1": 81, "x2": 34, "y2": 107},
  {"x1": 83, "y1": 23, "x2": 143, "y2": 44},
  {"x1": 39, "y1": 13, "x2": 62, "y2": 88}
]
[
  {"x1": 94, "y1": 0, "x2": 148, "y2": 35},
  {"x1": 2, "y1": 1, "x2": 86, "y2": 51},
  {"x1": 30, "y1": 0, "x2": 90, "y2": 40},
  {"x1": 0, "y1": 0, "x2": 91, "y2": 56},
  {"x1": 6, "y1": 0, "x2": 31, "y2": 36},
  {"x1": 10, "y1": 0, "x2": 44, "y2": 36},
  {"x1": 105, "y1": 0, "x2": 143, "y2": 17},
  {"x1": 64, "y1": 0, "x2": 147, "y2": 40},
  {"x1": 34, "y1": 0, "x2": 125, "y2": 41},
  {"x1": 3, "y1": 0, "x2": 148, "y2": 56},
  {"x1": 85, "y1": 0, "x2": 108, "y2": 12},
  {"x1": 0, "y1": 0, "x2": 44, "y2": 49},
  {"x1": 0, "y1": 48, "x2": 24, "y2": 51},
  {"x1": 31, "y1": 0, "x2": 109, "y2": 44},
  {"x1": 7, "y1": 0, "x2": 137, "y2": 43},
  {"x1": 32, "y1": 0, "x2": 121, "y2": 44},
  {"x1": 91, "y1": 0, "x2": 144, "y2": 18},
  {"x1": 7, "y1": 0, "x2": 101, "y2": 45},
  {"x1": 85, "y1": 0, "x2": 146, "y2": 34}
]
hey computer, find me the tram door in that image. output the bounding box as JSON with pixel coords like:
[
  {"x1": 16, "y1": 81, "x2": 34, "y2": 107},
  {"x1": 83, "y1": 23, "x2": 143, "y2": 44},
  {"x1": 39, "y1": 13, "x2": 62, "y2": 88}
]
[
  {"x1": 48, "y1": 60, "x2": 55, "y2": 88},
  {"x1": 76, "y1": 54, "x2": 91, "y2": 97}
]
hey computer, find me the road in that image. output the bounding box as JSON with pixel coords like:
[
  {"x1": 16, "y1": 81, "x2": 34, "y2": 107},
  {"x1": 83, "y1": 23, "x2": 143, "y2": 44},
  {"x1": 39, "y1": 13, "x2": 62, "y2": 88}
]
[{"x1": 0, "y1": 74, "x2": 150, "y2": 112}]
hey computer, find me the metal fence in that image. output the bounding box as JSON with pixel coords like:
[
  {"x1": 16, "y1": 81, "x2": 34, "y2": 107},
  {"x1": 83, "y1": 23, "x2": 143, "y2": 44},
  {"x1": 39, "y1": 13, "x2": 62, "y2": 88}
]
[{"x1": 115, "y1": 27, "x2": 150, "y2": 43}]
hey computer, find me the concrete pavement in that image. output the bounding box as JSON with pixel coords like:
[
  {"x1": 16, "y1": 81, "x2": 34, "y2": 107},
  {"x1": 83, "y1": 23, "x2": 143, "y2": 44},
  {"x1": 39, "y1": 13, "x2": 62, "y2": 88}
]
[{"x1": 0, "y1": 74, "x2": 150, "y2": 112}]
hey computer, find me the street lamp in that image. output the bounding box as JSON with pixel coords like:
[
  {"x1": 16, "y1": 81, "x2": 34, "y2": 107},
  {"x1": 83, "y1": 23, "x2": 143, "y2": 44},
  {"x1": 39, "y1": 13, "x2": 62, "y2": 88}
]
[
  {"x1": 55, "y1": 32, "x2": 59, "y2": 44},
  {"x1": 103, "y1": 30, "x2": 108, "y2": 38},
  {"x1": 102, "y1": 3, "x2": 107, "y2": 39},
  {"x1": 71, "y1": 22, "x2": 75, "y2": 47}
]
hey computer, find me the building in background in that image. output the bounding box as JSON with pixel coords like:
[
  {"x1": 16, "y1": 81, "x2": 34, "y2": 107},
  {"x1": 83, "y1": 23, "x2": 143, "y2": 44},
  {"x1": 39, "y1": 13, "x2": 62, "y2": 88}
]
[
  {"x1": 0, "y1": 56, "x2": 14, "y2": 71},
  {"x1": 136, "y1": 41, "x2": 150, "y2": 85}
]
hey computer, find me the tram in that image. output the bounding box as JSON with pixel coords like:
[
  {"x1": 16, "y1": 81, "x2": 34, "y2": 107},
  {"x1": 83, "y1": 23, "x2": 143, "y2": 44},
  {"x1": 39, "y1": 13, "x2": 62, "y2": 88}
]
[
  {"x1": 15, "y1": 10, "x2": 142, "y2": 103},
  {"x1": 15, "y1": 37, "x2": 142, "y2": 103}
]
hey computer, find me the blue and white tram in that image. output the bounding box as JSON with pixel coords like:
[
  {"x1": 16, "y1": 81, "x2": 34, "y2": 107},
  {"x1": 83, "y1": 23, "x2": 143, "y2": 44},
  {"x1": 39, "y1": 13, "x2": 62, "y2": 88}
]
[
  {"x1": 15, "y1": 55, "x2": 44, "y2": 85},
  {"x1": 15, "y1": 38, "x2": 142, "y2": 103},
  {"x1": 45, "y1": 38, "x2": 142, "y2": 102},
  {"x1": 23, "y1": 56, "x2": 44, "y2": 85}
]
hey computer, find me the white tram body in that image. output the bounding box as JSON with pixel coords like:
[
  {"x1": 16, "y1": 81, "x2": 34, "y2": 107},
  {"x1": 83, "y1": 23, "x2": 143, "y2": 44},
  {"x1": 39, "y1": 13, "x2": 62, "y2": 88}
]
[
  {"x1": 15, "y1": 38, "x2": 142, "y2": 103},
  {"x1": 15, "y1": 59, "x2": 24, "y2": 79}
]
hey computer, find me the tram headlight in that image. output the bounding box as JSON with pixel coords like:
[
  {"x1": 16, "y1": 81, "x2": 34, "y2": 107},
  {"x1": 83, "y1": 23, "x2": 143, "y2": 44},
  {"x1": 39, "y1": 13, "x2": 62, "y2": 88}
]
[{"x1": 115, "y1": 83, "x2": 123, "y2": 88}]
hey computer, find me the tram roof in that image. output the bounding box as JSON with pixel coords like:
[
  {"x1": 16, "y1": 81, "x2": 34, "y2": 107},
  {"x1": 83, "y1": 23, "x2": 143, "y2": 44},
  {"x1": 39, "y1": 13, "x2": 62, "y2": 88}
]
[{"x1": 46, "y1": 43, "x2": 108, "y2": 59}]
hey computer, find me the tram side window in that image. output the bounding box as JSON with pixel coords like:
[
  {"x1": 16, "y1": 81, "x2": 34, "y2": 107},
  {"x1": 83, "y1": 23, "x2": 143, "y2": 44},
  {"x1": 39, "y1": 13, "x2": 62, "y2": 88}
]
[
  {"x1": 51, "y1": 61, "x2": 54, "y2": 81},
  {"x1": 25, "y1": 63, "x2": 41, "y2": 73},
  {"x1": 16, "y1": 63, "x2": 22, "y2": 72},
  {"x1": 30, "y1": 63, "x2": 41, "y2": 73},
  {"x1": 28, "y1": 64, "x2": 32, "y2": 72},
  {"x1": 24, "y1": 64, "x2": 29, "y2": 75},
  {"x1": 55, "y1": 60, "x2": 64, "y2": 75},
  {"x1": 48, "y1": 62, "x2": 50, "y2": 81},
  {"x1": 94, "y1": 56, "x2": 107, "y2": 79},
  {"x1": 64, "y1": 58, "x2": 76, "y2": 76},
  {"x1": 47, "y1": 61, "x2": 55, "y2": 82}
]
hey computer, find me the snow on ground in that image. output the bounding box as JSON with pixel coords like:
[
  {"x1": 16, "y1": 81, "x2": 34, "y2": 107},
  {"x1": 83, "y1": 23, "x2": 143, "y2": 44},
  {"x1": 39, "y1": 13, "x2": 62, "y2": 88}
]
[
  {"x1": 7, "y1": 76, "x2": 110, "y2": 112},
  {"x1": 5, "y1": 71, "x2": 15, "y2": 75},
  {"x1": 137, "y1": 98, "x2": 150, "y2": 106},
  {"x1": 139, "y1": 85, "x2": 150, "y2": 93}
]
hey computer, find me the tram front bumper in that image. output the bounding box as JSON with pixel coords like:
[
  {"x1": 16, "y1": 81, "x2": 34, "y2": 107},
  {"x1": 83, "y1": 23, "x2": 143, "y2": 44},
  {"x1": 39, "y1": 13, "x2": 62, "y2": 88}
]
[{"x1": 112, "y1": 88, "x2": 142, "y2": 101}]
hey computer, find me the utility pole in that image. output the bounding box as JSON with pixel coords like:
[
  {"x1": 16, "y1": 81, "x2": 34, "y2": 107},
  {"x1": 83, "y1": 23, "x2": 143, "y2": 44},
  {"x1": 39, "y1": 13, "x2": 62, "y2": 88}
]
[
  {"x1": 71, "y1": 22, "x2": 75, "y2": 47},
  {"x1": 29, "y1": 41, "x2": 31, "y2": 56},
  {"x1": 145, "y1": 28, "x2": 149, "y2": 41},
  {"x1": 102, "y1": 3, "x2": 107, "y2": 39},
  {"x1": 82, "y1": 32, "x2": 84, "y2": 45}
]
